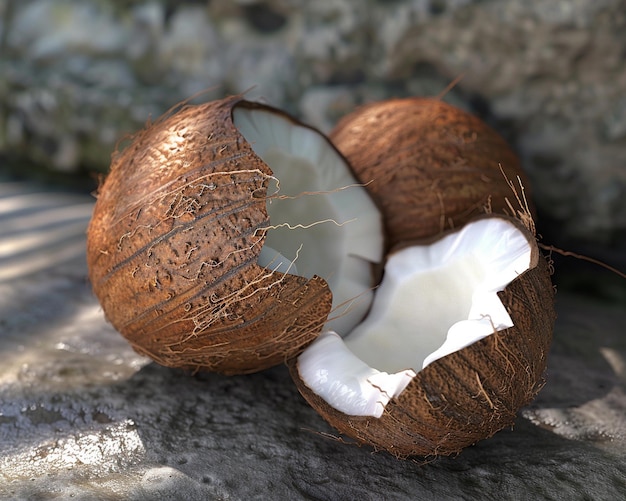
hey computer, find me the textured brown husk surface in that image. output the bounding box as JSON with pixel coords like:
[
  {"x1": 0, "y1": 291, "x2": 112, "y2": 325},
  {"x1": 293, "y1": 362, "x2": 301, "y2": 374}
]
[
  {"x1": 289, "y1": 240, "x2": 556, "y2": 458},
  {"x1": 330, "y1": 98, "x2": 532, "y2": 250},
  {"x1": 86, "y1": 96, "x2": 332, "y2": 375}
]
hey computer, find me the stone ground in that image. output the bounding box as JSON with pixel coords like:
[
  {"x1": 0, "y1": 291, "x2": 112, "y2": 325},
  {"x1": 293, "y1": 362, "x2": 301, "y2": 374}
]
[{"x1": 0, "y1": 183, "x2": 625, "y2": 500}]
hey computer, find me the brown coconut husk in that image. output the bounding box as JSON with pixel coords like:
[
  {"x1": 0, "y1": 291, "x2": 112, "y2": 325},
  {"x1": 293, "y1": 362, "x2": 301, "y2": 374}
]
[
  {"x1": 329, "y1": 97, "x2": 533, "y2": 250},
  {"x1": 87, "y1": 96, "x2": 333, "y2": 375}
]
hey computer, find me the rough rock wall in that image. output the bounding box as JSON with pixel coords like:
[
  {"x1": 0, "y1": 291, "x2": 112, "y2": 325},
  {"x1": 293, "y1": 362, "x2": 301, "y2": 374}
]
[{"x1": 1, "y1": 0, "x2": 625, "y2": 247}]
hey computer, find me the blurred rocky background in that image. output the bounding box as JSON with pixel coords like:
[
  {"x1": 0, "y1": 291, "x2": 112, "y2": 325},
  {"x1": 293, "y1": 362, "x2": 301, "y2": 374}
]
[{"x1": 1, "y1": 0, "x2": 626, "y2": 259}]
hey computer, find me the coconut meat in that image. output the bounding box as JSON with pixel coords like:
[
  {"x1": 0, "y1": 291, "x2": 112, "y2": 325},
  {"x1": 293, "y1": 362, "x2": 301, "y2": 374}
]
[
  {"x1": 233, "y1": 106, "x2": 383, "y2": 335},
  {"x1": 298, "y1": 217, "x2": 533, "y2": 417}
]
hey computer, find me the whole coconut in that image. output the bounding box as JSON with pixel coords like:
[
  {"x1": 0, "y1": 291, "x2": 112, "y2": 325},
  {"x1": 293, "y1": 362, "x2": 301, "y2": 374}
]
[{"x1": 330, "y1": 97, "x2": 532, "y2": 249}]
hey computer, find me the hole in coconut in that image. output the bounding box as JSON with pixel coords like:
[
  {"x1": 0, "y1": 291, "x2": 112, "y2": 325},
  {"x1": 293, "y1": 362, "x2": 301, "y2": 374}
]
[
  {"x1": 232, "y1": 104, "x2": 383, "y2": 335},
  {"x1": 298, "y1": 217, "x2": 534, "y2": 417}
]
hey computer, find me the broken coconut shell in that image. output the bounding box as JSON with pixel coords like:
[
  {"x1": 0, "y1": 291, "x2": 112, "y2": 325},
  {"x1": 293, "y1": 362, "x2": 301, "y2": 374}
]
[
  {"x1": 86, "y1": 95, "x2": 382, "y2": 375},
  {"x1": 329, "y1": 97, "x2": 533, "y2": 249},
  {"x1": 289, "y1": 215, "x2": 555, "y2": 458}
]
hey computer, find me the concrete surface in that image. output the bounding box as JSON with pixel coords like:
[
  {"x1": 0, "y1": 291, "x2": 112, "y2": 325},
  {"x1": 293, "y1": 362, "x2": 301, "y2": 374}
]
[{"x1": 0, "y1": 183, "x2": 625, "y2": 500}]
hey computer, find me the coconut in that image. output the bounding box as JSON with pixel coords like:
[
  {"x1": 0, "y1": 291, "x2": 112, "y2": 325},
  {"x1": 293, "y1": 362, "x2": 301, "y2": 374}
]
[
  {"x1": 86, "y1": 96, "x2": 384, "y2": 375},
  {"x1": 289, "y1": 215, "x2": 555, "y2": 458},
  {"x1": 329, "y1": 97, "x2": 532, "y2": 249}
]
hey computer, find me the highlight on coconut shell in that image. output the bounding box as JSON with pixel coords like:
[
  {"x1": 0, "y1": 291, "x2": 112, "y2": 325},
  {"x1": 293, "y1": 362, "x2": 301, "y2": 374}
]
[
  {"x1": 329, "y1": 97, "x2": 533, "y2": 249},
  {"x1": 289, "y1": 215, "x2": 556, "y2": 458},
  {"x1": 86, "y1": 95, "x2": 384, "y2": 375}
]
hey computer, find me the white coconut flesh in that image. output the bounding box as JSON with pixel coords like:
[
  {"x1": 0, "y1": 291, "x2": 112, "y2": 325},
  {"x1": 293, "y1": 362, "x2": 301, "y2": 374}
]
[
  {"x1": 297, "y1": 217, "x2": 534, "y2": 417},
  {"x1": 232, "y1": 106, "x2": 383, "y2": 335}
]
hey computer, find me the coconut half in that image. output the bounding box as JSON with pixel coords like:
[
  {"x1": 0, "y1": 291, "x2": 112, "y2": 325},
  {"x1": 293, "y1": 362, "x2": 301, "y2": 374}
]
[
  {"x1": 290, "y1": 215, "x2": 555, "y2": 457},
  {"x1": 86, "y1": 96, "x2": 383, "y2": 374}
]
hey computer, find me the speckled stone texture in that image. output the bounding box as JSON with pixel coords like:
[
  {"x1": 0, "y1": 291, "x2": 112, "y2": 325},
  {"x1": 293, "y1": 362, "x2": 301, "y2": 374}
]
[
  {"x1": 1, "y1": 184, "x2": 625, "y2": 500},
  {"x1": 1, "y1": 0, "x2": 626, "y2": 247}
]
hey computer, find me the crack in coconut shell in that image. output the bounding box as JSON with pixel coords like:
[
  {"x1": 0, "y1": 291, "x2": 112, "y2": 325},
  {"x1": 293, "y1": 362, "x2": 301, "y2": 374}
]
[
  {"x1": 329, "y1": 97, "x2": 534, "y2": 249},
  {"x1": 87, "y1": 96, "x2": 349, "y2": 375},
  {"x1": 231, "y1": 103, "x2": 383, "y2": 334},
  {"x1": 288, "y1": 215, "x2": 555, "y2": 458}
]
